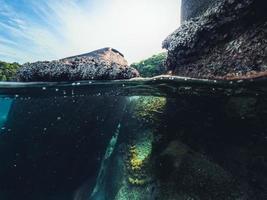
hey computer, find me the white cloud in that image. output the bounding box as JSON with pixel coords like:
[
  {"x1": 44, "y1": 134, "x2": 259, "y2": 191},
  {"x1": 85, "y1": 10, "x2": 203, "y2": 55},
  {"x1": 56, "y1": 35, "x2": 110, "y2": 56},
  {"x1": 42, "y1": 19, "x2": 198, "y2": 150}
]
[{"x1": 0, "y1": 0, "x2": 181, "y2": 64}]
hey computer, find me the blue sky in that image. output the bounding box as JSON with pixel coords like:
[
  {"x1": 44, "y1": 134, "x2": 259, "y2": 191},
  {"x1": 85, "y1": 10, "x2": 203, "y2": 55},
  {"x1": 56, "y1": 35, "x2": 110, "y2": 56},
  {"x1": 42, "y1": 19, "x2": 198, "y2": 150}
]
[{"x1": 0, "y1": 0, "x2": 180, "y2": 64}]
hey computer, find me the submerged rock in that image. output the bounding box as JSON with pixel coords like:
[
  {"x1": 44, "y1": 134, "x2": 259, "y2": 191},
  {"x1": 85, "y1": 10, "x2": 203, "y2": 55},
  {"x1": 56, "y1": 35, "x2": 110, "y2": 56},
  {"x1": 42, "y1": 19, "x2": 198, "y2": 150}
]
[
  {"x1": 163, "y1": 0, "x2": 267, "y2": 80},
  {"x1": 16, "y1": 48, "x2": 140, "y2": 82}
]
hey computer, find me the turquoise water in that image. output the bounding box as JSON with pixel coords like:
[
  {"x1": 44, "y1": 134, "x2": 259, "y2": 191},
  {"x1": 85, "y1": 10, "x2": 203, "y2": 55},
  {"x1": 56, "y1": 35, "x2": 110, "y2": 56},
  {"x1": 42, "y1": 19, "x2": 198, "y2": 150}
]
[
  {"x1": 0, "y1": 76, "x2": 266, "y2": 200},
  {"x1": 0, "y1": 99, "x2": 11, "y2": 130}
]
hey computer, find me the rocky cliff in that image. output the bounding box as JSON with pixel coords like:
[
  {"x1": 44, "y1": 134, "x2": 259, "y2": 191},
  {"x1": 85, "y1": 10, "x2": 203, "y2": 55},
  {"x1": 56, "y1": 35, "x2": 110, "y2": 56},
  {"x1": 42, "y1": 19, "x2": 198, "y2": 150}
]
[
  {"x1": 163, "y1": 0, "x2": 267, "y2": 80},
  {"x1": 181, "y1": 0, "x2": 220, "y2": 21}
]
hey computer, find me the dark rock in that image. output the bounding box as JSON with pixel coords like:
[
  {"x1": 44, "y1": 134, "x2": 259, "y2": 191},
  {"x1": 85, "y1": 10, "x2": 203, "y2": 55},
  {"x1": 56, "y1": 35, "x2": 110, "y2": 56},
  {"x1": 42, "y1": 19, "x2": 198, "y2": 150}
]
[
  {"x1": 153, "y1": 96, "x2": 267, "y2": 199},
  {"x1": 163, "y1": 0, "x2": 267, "y2": 80},
  {"x1": 16, "y1": 47, "x2": 140, "y2": 82},
  {"x1": 154, "y1": 140, "x2": 243, "y2": 199},
  {"x1": 181, "y1": 0, "x2": 220, "y2": 21}
]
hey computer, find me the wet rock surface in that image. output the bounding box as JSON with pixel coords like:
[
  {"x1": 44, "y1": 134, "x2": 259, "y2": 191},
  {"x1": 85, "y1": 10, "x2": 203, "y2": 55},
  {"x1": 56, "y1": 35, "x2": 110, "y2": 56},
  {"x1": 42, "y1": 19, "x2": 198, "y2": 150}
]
[
  {"x1": 16, "y1": 48, "x2": 140, "y2": 82},
  {"x1": 163, "y1": 0, "x2": 267, "y2": 80}
]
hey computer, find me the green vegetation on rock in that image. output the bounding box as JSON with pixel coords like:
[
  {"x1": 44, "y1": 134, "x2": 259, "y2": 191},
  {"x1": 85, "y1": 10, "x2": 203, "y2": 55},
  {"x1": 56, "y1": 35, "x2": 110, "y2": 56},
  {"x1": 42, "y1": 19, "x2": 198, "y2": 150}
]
[
  {"x1": 131, "y1": 52, "x2": 167, "y2": 77},
  {"x1": 131, "y1": 96, "x2": 167, "y2": 123},
  {"x1": 0, "y1": 61, "x2": 20, "y2": 81}
]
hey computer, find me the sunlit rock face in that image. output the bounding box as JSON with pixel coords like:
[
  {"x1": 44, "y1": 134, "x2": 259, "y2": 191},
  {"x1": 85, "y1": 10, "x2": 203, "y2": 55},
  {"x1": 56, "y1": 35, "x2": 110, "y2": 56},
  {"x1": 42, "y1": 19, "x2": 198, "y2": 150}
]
[
  {"x1": 16, "y1": 48, "x2": 140, "y2": 82},
  {"x1": 163, "y1": 0, "x2": 267, "y2": 80}
]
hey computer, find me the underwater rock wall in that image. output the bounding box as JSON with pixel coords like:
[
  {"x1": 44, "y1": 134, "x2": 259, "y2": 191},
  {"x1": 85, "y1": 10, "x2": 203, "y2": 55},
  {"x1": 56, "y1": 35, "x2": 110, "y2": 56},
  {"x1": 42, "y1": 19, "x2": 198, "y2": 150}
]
[
  {"x1": 95, "y1": 95, "x2": 267, "y2": 200},
  {"x1": 164, "y1": 0, "x2": 267, "y2": 80},
  {"x1": 89, "y1": 96, "x2": 167, "y2": 200}
]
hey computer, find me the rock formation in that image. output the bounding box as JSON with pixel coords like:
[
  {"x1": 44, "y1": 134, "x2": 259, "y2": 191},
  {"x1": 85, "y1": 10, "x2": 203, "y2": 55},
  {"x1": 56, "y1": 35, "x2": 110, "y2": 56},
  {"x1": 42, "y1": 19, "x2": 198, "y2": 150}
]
[
  {"x1": 163, "y1": 0, "x2": 267, "y2": 80},
  {"x1": 181, "y1": 0, "x2": 220, "y2": 21},
  {"x1": 16, "y1": 48, "x2": 140, "y2": 82}
]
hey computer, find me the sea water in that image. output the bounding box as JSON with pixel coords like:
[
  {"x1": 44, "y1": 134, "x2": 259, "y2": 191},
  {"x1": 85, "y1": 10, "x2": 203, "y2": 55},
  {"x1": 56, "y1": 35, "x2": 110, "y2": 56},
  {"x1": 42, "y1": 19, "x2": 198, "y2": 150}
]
[{"x1": 0, "y1": 76, "x2": 266, "y2": 200}]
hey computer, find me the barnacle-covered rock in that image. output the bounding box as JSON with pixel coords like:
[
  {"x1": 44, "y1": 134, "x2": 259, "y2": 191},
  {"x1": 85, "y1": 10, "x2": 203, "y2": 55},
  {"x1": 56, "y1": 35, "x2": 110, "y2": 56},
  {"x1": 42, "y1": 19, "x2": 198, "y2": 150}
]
[
  {"x1": 16, "y1": 47, "x2": 140, "y2": 81},
  {"x1": 163, "y1": 0, "x2": 267, "y2": 80}
]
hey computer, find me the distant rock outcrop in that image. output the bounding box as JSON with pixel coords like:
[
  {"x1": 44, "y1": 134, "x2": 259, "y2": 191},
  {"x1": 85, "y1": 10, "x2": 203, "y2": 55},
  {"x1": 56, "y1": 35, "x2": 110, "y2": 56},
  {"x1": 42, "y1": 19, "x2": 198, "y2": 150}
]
[
  {"x1": 163, "y1": 0, "x2": 267, "y2": 80},
  {"x1": 16, "y1": 48, "x2": 140, "y2": 81}
]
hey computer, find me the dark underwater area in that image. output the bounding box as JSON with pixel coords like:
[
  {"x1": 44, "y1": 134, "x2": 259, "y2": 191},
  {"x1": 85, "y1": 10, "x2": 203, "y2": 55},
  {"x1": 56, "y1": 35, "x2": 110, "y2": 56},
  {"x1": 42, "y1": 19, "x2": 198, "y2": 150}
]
[{"x1": 0, "y1": 76, "x2": 266, "y2": 200}]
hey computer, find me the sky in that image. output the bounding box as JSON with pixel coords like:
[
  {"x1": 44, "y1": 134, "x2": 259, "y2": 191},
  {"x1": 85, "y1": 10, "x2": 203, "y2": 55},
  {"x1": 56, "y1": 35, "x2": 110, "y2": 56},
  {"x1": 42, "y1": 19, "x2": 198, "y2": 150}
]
[{"x1": 0, "y1": 0, "x2": 181, "y2": 64}]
